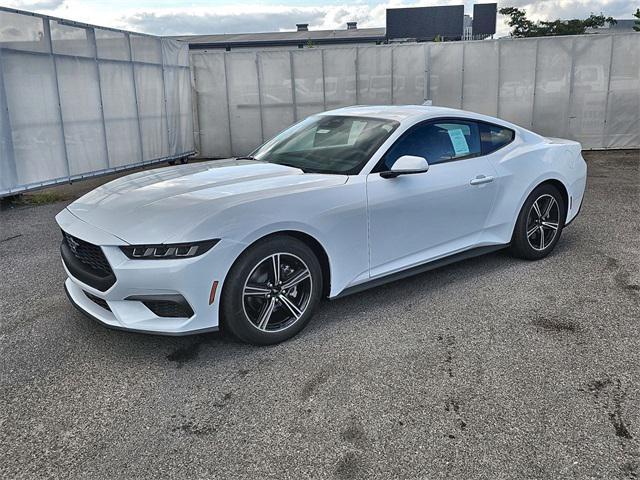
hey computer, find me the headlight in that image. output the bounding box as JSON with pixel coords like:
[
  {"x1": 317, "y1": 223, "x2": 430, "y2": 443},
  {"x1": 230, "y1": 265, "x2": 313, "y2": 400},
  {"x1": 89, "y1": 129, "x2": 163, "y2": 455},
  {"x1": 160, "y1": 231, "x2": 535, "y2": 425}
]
[{"x1": 120, "y1": 239, "x2": 219, "y2": 260}]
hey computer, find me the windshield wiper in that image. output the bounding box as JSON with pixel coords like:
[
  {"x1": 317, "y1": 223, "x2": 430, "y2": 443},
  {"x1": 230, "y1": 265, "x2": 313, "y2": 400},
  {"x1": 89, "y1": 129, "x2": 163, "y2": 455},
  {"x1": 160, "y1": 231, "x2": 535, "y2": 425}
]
[{"x1": 235, "y1": 155, "x2": 258, "y2": 161}]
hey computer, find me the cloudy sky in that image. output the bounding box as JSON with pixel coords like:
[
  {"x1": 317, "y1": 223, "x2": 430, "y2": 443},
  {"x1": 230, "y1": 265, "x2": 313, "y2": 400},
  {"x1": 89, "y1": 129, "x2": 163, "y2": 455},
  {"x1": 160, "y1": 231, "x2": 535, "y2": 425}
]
[{"x1": 3, "y1": 0, "x2": 637, "y2": 37}]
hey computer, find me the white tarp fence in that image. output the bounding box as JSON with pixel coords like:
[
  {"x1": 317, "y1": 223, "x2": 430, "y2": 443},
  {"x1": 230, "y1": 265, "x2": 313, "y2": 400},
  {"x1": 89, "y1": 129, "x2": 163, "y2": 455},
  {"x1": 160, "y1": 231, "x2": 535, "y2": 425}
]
[
  {"x1": 0, "y1": 8, "x2": 195, "y2": 197},
  {"x1": 191, "y1": 33, "x2": 639, "y2": 157}
]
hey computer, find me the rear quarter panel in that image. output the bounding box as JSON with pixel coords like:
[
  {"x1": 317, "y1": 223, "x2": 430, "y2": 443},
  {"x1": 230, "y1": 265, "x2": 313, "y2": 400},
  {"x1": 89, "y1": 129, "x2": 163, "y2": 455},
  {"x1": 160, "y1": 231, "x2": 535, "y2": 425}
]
[{"x1": 482, "y1": 135, "x2": 586, "y2": 245}]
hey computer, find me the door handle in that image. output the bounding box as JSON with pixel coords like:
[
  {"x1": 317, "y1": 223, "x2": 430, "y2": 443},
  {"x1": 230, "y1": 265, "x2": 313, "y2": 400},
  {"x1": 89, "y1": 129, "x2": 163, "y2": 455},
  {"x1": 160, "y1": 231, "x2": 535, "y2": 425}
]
[{"x1": 470, "y1": 175, "x2": 495, "y2": 186}]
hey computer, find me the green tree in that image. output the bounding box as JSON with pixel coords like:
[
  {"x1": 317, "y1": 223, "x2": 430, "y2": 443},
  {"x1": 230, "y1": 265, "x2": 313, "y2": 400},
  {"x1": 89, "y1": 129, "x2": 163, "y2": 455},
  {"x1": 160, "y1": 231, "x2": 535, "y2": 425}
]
[
  {"x1": 634, "y1": 8, "x2": 640, "y2": 31},
  {"x1": 499, "y1": 7, "x2": 616, "y2": 37}
]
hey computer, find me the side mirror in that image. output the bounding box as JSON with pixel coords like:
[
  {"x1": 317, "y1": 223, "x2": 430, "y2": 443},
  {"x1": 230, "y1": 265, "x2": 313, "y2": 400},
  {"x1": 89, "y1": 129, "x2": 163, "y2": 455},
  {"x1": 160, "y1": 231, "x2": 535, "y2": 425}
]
[{"x1": 380, "y1": 155, "x2": 429, "y2": 179}]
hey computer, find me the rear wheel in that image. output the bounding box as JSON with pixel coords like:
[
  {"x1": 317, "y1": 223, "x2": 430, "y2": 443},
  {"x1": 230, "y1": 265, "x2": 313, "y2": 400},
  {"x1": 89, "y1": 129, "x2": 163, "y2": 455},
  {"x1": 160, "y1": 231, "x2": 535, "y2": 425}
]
[
  {"x1": 510, "y1": 184, "x2": 566, "y2": 260},
  {"x1": 221, "y1": 236, "x2": 323, "y2": 345}
]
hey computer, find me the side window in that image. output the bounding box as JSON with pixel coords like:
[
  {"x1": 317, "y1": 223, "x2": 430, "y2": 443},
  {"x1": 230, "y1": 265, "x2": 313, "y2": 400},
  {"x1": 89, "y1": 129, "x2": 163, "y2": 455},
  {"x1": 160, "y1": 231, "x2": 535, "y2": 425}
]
[
  {"x1": 479, "y1": 123, "x2": 515, "y2": 154},
  {"x1": 380, "y1": 120, "x2": 481, "y2": 170}
]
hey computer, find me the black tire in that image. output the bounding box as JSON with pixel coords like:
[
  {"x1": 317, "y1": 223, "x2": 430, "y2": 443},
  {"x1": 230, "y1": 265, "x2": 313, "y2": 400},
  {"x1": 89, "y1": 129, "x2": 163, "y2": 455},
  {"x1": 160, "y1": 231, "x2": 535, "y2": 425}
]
[
  {"x1": 221, "y1": 235, "x2": 323, "y2": 345},
  {"x1": 509, "y1": 183, "x2": 566, "y2": 260}
]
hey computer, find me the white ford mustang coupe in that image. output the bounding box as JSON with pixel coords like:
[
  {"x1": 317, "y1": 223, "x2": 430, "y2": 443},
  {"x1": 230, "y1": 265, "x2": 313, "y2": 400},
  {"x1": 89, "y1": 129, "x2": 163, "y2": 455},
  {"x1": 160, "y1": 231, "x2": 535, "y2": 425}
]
[{"x1": 57, "y1": 106, "x2": 587, "y2": 344}]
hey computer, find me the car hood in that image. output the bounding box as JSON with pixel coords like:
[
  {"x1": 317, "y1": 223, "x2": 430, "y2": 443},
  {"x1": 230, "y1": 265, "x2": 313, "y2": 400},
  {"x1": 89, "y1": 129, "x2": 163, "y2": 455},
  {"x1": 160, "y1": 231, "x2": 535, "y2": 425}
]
[{"x1": 66, "y1": 159, "x2": 347, "y2": 244}]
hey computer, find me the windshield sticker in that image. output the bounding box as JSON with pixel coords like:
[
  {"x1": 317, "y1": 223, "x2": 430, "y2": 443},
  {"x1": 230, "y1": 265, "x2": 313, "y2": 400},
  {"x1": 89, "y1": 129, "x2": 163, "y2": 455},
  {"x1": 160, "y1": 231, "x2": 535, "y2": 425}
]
[{"x1": 447, "y1": 129, "x2": 470, "y2": 156}]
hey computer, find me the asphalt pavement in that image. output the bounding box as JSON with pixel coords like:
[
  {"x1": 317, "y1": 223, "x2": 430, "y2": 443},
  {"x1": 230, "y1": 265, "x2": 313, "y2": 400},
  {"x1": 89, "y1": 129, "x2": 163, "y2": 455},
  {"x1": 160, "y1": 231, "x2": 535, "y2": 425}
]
[{"x1": 1, "y1": 149, "x2": 639, "y2": 479}]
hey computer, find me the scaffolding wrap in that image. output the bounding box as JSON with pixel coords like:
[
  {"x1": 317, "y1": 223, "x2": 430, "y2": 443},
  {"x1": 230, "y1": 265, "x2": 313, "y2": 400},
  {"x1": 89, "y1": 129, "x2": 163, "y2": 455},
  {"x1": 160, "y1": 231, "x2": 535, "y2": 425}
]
[
  {"x1": 191, "y1": 33, "x2": 639, "y2": 157},
  {"x1": 0, "y1": 7, "x2": 195, "y2": 197}
]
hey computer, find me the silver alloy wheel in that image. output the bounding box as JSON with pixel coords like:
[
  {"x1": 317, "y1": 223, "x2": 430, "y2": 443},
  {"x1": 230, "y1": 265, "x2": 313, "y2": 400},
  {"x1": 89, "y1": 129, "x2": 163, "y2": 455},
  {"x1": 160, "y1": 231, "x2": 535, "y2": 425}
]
[
  {"x1": 526, "y1": 193, "x2": 560, "y2": 251},
  {"x1": 242, "y1": 252, "x2": 313, "y2": 333}
]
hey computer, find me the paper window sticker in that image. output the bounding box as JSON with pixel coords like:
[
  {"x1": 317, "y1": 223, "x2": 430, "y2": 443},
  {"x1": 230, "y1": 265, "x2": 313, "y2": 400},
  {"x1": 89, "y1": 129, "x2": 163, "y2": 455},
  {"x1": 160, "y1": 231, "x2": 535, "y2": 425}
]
[{"x1": 447, "y1": 129, "x2": 470, "y2": 156}]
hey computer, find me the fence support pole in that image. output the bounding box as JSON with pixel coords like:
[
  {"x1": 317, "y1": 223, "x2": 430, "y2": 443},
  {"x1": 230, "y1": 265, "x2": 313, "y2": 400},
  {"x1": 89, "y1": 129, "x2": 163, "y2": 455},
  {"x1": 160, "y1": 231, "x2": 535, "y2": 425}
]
[
  {"x1": 602, "y1": 35, "x2": 615, "y2": 149},
  {"x1": 160, "y1": 39, "x2": 174, "y2": 158},
  {"x1": 531, "y1": 39, "x2": 540, "y2": 129},
  {"x1": 289, "y1": 51, "x2": 297, "y2": 122},
  {"x1": 223, "y1": 53, "x2": 233, "y2": 156},
  {"x1": 321, "y1": 49, "x2": 327, "y2": 111},
  {"x1": 255, "y1": 52, "x2": 265, "y2": 143},
  {"x1": 496, "y1": 41, "x2": 501, "y2": 117},
  {"x1": 0, "y1": 45, "x2": 18, "y2": 189},
  {"x1": 390, "y1": 47, "x2": 395, "y2": 105},
  {"x1": 460, "y1": 42, "x2": 465, "y2": 109},
  {"x1": 90, "y1": 28, "x2": 111, "y2": 169},
  {"x1": 424, "y1": 45, "x2": 430, "y2": 103},
  {"x1": 189, "y1": 54, "x2": 202, "y2": 154},
  {"x1": 128, "y1": 35, "x2": 146, "y2": 163},
  {"x1": 46, "y1": 19, "x2": 71, "y2": 177},
  {"x1": 565, "y1": 38, "x2": 577, "y2": 139},
  {"x1": 354, "y1": 47, "x2": 359, "y2": 105}
]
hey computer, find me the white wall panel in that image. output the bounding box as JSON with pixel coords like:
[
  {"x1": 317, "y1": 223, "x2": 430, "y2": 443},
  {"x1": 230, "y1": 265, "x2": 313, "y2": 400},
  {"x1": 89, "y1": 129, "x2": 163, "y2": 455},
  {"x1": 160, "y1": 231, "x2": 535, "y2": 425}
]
[
  {"x1": 191, "y1": 53, "x2": 231, "y2": 157},
  {"x1": 462, "y1": 41, "x2": 499, "y2": 116},
  {"x1": 429, "y1": 42, "x2": 463, "y2": 109},
  {"x1": 323, "y1": 48, "x2": 356, "y2": 109},
  {"x1": 532, "y1": 37, "x2": 573, "y2": 138},
  {"x1": 226, "y1": 52, "x2": 262, "y2": 155},
  {"x1": 292, "y1": 49, "x2": 324, "y2": 120},
  {"x1": 357, "y1": 46, "x2": 392, "y2": 105},
  {"x1": 258, "y1": 51, "x2": 295, "y2": 140},
  {"x1": 498, "y1": 39, "x2": 536, "y2": 128},
  {"x1": 56, "y1": 56, "x2": 108, "y2": 174},
  {"x1": 2, "y1": 51, "x2": 67, "y2": 185},
  {"x1": 605, "y1": 34, "x2": 640, "y2": 148},
  {"x1": 568, "y1": 35, "x2": 612, "y2": 148},
  {"x1": 99, "y1": 62, "x2": 142, "y2": 167},
  {"x1": 134, "y1": 63, "x2": 168, "y2": 161},
  {"x1": 392, "y1": 44, "x2": 425, "y2": 105}
]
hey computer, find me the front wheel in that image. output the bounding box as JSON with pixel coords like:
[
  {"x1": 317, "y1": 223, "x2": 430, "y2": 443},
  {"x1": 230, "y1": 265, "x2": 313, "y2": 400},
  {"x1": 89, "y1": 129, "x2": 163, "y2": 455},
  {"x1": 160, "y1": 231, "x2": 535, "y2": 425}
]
[
  {"x1": 221, "y1": 236, "x2": 323, "y2": 345},
  {"x1": 510, "y1": 184, "x2": 566, "y2": 260}
]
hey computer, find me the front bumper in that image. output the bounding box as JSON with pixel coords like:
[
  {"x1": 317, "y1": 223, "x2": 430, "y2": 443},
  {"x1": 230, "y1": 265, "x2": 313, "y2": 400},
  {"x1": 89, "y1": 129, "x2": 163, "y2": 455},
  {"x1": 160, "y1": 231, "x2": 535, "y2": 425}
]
[{"x1": 57, "y1": 208, "x2": 245, "y2": 335}]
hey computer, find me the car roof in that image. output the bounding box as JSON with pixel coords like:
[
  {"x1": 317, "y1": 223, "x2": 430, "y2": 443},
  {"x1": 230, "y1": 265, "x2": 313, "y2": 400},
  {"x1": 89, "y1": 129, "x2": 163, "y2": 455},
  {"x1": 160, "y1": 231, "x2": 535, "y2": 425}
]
[{"x1": 319, "y1": 105, "x2": 472, "y2": 122}]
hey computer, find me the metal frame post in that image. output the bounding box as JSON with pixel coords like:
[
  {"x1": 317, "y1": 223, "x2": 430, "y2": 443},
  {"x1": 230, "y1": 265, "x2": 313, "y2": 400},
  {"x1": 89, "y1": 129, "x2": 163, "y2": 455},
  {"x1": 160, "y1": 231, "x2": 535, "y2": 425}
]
[
  {"x1": 496, "y1": 40, "x2": 501, "y2": 117},
  {"x1": 602, "y1": 35, "x2": 615, "y2": 149},
  {"x1": 189, "y1": 52, "x2": 202, "y2": 154},
  {"x1": 223, "y1": 52, "x2": 234, "y2": 156},
  {"x1": 354, "y1": 47, "x2": 359, "y2": 105},
  {"x1": 159, "y1": 38, "x2": 174, "y2": 158},
  {"x1": 460, "y1": 42, "x2": 465, "y2": 109},
  {"x1": 424, "y1": 44, "x2": 431, "y2": 104},
  {"x1": 89, "y1": 27, "x2": 111, "y2": 169},
  {"x1": 289, "y1": 51, "x2": 297, "y2": 122},
  {"x1": 46, "y1": 18, "x2": 71, "y2": 177},
  {"x1": 530, "y1": 38, "x2": 540, "y2": 129},
  {"x1": 390, "y1": 47, "x2": 395, "y2": 105},
  {"x1": 0, "y1": 45, "x2": 18, "y2": 189},
  {"x1": 127, "y1": 33, "x2": 145, "y2": 163},
  {"x1": 321, "y1": 49, "x2": 327, "y2": 111},
  {"x1": 255, "y1": 52, "x2": 265, "y2": 143},
  {"x1": 565, "y1": 37, "x2": 577, "y2": 139}
]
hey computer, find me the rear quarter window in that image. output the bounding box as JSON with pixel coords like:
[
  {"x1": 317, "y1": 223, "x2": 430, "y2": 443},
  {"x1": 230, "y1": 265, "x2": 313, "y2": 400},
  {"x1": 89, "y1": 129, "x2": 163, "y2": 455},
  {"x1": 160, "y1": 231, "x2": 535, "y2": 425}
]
[{"x1": 480, "y1": 123, "x2": 515, "y2": 154}]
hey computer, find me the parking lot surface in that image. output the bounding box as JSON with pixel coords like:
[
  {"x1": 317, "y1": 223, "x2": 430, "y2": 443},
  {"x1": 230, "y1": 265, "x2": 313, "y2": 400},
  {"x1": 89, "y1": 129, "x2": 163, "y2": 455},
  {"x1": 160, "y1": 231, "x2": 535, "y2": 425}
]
[{"x1": 1, "y1": 150, "x2": 639, "y2": 479}]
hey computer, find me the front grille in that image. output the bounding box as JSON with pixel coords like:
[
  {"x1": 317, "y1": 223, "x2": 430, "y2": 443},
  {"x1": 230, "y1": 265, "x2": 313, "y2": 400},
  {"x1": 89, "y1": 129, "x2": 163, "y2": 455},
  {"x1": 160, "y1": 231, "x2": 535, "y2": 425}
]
[
  {"x1": 85, "y1": 291, "x2": 111, "y2": 312},
  {"x1": 62, "y1": 232, "x2": 112, "y2": 276},
  {"x1": 60, "y1": 231, "x2": 116, "y2": 292}
]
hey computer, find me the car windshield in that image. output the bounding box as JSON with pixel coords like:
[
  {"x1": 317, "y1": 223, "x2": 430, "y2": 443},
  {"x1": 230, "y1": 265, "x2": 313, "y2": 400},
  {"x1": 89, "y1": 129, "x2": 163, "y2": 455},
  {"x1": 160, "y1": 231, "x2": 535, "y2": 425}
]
[{"x1": 250, "y1": 115, "x2": 400, "y2": 175}]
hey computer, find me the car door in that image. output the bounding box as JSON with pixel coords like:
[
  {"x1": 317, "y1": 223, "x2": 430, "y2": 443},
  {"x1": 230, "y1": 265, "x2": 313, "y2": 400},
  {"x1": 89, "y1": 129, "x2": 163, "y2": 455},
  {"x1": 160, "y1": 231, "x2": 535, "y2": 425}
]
[{"x1": 366, "y1": 119, "x2": 499, "y2": 278}]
